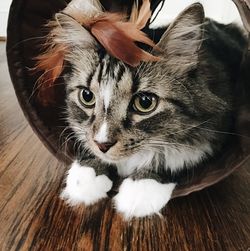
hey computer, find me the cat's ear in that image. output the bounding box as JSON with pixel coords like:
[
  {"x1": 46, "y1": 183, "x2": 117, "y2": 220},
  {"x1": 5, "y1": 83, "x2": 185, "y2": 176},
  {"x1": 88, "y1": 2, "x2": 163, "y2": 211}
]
[
  {"x1": 52, "y1": 13, "x2": 97, "y2": 48},
  {"x1": 157, "y1": 3, "x2": 205, "y2": 72}
]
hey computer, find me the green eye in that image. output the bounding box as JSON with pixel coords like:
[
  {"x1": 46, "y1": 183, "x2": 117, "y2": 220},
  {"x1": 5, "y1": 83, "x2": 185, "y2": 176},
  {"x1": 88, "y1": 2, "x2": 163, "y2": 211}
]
[
  {"x1": 78, "y1": 88, "x2": 95, "y2": 108},
  {"x1": 133, "y1": 93, "x2": 158, "y2": 114}
]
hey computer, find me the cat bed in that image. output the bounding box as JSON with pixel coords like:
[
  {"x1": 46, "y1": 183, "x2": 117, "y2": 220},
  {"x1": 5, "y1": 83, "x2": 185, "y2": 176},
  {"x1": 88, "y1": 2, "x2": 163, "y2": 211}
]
[{"x1": 6, "y1": 0, "x2": 250, "y2": 197}]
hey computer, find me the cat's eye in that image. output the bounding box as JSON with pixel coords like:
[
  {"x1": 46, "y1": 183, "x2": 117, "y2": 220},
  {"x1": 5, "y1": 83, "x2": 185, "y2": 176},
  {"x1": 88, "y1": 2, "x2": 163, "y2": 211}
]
[
  {"x1": 133, "y1": 93, "x2": 158, "y2": 114},
  {"x1": 78, "y1": 88, "x2": 96, "y2": 108}
]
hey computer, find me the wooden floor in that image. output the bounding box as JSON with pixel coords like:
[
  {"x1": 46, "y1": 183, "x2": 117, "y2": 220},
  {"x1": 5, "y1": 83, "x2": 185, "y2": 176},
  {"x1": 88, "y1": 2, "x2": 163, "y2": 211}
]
[{"x1": 0, "y1": 41, "x2": 250, "y2": 251}]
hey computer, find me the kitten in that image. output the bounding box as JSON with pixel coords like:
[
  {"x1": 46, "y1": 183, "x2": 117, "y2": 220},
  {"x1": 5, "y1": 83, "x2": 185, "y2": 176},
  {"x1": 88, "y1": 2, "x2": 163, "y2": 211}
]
[{"x1": 50, "y1": 3, "x2": 246, "y2": 219}]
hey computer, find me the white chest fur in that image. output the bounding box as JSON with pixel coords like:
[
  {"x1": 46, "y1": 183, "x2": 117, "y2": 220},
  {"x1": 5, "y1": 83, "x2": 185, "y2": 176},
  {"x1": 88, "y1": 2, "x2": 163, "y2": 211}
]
[{"x1": 116, "y1": 143, "x2": 212, "y2": 176}]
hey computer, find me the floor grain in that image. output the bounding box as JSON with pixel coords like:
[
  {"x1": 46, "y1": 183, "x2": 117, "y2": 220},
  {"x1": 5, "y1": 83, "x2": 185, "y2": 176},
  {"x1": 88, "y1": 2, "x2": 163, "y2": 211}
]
[{"x1": 0, "y1": 42, "x2": 250, "y2": 251}]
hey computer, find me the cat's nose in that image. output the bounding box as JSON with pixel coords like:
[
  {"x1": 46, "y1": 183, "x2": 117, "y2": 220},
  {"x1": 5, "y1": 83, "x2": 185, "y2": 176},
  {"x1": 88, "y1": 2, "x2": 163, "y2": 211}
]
[{"x1": 94, "y1": 141, "x2": 117, "y2": 153}]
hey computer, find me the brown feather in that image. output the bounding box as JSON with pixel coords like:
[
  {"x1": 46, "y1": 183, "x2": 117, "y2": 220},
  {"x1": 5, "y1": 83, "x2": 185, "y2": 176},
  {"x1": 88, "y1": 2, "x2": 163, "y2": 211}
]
[
  {"x1": 66, "y1": 6, "x2": 159, "y2": 66},
  {"x1": 86, "y1": 13, "x2": 160, "y2": 66},
  {"x1": 130, "y1": 1, "x2": 140, "y2": 24},
  {"x1": 135, "y1": 0, "x2": 152, "y2": 29},
  {"x1": 34, "y1": 44, "x2": 66, "y2": 105}
]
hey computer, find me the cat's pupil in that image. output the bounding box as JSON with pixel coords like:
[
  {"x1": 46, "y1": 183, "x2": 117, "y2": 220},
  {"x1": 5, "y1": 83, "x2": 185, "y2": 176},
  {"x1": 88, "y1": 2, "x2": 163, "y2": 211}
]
[
  {"x1": 140, "y1": 95, "x2": 153, "y2": 109},
  {"x1": 82, "y1": 89, "x2": 93, "y2": 102},
  {"x1": 133, "y1": 93, "x2": 158, "y2": 114}
]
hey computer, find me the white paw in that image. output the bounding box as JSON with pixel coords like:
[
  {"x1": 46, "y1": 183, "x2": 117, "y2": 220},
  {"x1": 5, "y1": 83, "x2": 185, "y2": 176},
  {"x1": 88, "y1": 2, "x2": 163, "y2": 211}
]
[
  {"x1": 114, "y1": 178, "x2": 176, "y2": 219},
  {"x1": 60, "y1": 161, "x2": 112, "y2": 206}
]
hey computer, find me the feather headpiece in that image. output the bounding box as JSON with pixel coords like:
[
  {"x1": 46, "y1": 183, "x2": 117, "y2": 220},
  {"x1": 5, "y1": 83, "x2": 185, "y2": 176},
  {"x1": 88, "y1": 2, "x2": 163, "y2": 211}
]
[{"x1": 35, "y1": 0, "x2": 159, "y2": 105}]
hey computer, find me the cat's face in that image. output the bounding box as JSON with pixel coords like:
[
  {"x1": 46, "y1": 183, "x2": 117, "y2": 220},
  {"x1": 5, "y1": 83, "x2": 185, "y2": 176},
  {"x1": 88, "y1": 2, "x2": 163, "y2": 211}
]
[
  {"x1": 66, "y1": 51, "x2": 183, "y2": 163},
  {"x1": 63, "y1": 5, "x2": 229, "y2": 167}
]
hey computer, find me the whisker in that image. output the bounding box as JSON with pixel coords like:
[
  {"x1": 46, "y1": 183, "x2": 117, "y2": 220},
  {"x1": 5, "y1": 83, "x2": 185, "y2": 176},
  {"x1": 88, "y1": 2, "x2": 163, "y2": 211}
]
[
  {"x1": 147, "y1": 141, "x2": 196, "y2": 150},
  {"x1": 169, "y1": 119, "x2": 212, "y2": 135},
  {"x1": 195, "y1": 126, "x2": 250, "y2": 139},
  {"x1": 7, "y1": 35, "x2": 49, "y2": 53}
]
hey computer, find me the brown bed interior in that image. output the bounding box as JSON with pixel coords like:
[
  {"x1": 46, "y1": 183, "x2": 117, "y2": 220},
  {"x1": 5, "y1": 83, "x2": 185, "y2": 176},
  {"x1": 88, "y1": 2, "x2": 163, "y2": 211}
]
[{"x1": 6, "y1": 0, "x2": 250, "y2": 197}]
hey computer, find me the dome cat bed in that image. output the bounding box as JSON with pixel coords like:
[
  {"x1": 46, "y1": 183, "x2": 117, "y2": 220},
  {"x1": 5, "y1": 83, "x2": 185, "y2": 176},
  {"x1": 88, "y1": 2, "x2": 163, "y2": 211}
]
[{"x1": 6, "y1": 0, "x2": 250, "y2": 198}]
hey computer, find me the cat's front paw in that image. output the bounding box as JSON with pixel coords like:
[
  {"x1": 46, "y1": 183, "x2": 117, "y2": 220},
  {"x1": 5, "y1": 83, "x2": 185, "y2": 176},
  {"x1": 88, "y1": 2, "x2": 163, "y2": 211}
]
[
  {"x1": 61, "y1": 161, "x2": 112, "y2": 206},
  {"x1": 114, "y1": 178, "x2": 176, "y2": 219}
]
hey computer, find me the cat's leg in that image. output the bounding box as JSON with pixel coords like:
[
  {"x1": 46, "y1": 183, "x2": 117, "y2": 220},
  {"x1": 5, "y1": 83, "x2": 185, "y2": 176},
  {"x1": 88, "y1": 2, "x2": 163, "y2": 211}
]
[
  {"x1": 61, "y1": 160, "x2": 113, "y2": 206},
  {"x1": 114, "y1": 172, "x2": 176, "y2": 219}
]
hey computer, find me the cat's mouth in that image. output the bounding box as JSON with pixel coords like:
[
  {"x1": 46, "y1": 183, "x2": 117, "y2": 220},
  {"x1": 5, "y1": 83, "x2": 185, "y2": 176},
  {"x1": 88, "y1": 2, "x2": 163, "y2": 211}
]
[{"x1": 88, "y1": 139, "x2": 136, "y2": 164}]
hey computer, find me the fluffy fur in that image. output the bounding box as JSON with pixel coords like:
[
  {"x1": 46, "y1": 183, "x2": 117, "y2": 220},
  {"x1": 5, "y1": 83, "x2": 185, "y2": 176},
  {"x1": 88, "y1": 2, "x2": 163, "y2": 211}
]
[
  {"x1": 61, "y1": 161, "x2": 112, "y2": 205},
  {"x1": 36, "y1": 2, "x2": 247, "y2": 219},
  {"x1": 114, "y1": 179, "x2": 176, "y2": 219}
]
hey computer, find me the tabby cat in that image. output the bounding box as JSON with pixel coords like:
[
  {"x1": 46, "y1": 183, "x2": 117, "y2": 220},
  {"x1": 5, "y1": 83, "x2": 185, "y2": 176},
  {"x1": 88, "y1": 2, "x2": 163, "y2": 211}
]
[{"x1": 50, "y1": 3, "x2": 246, "y2": 218}]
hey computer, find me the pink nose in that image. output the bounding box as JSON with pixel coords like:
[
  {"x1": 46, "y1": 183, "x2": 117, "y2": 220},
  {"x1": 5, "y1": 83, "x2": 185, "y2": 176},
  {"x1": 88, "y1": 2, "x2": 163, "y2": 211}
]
[{"x1": 94, "y1": 141, "x2": 117, "y2": 153}]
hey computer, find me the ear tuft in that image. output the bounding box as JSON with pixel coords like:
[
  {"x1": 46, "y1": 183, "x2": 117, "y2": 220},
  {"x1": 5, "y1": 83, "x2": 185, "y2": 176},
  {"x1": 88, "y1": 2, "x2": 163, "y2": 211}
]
[
  {"x1": 157, "y1": 3, "x2": 205, "y2": 73},
  {"x1": 167, "y1": 3, "x2": 205, "y2": 35}
]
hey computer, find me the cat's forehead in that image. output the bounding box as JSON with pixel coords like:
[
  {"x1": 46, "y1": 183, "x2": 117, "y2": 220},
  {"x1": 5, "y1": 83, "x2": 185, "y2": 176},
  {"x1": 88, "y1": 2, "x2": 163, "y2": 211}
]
[
  {"x1": 79, "y1": 52, "x2": 133, "y2": 93},
  {"x1": 69, "y1": 49, "x2": 163, "y2": 96},
  {"x1": 101, "y1": 59, "x2": 133, "y2": 92}
]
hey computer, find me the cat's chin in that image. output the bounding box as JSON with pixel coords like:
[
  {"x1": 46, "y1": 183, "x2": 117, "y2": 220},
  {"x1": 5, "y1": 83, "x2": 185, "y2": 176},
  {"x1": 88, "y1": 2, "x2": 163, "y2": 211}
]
[
  {"x1": 93, "y1": 151, "x2": 124, "y2": 164},
  {"x1": 92, "y1": 149, "x2": 138, "y2": 165},
  {"x1": 97, "y1": 154, "x2": 120, "y2": 164}
]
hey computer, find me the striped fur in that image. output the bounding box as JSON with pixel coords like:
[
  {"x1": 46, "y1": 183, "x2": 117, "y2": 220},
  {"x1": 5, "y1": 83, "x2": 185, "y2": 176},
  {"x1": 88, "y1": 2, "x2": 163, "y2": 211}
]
[{"x1": 64, "y1": 3, "x2": 246, "y2": 175}]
